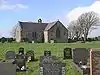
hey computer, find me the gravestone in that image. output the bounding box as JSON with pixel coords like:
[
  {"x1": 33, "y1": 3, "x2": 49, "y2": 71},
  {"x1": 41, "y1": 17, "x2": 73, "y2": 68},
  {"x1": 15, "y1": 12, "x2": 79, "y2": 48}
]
[
  {"x1": 26, "y1": 50, "x2": 34, "y2": 62},
  {"x1": 32, "y1": 41, "x2": 34, "y2": 43},
  {"x1": 0, "y1": 62, "x2": 16, "y2": 75},
  {"x1": 5, "y1": 51, "x2": 16, "y2": 60},
  {"x1": 40, "y1": 55, "x2": 66, "y2": 75},
  {"x1": 90, "y1": 49, "x2": 100, "y2": 75},
  {"x1": 63, "y1": 48, "x2": 72, "y2": 59},
  {"x1": 15, "y1": 54, "x2": 26, "y2": 71},
  {"x1": 44, "y1": 50, "x2": 51, "y2": 56},
  {"x1": 19, "y1": 47, "x2": 24, "y2": 55},
  {"x1": 50, "y1": 40, "x2": 54, "y2": 43},
  {"x1": 72, "y1": 48, "x2": 89, "y2": 65}
]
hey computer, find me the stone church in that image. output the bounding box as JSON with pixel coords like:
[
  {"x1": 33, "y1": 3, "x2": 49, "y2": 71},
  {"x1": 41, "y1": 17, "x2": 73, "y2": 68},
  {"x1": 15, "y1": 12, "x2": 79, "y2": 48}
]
[{"x1": 15, "y1": 19, "x2": 68, "y2": 43}]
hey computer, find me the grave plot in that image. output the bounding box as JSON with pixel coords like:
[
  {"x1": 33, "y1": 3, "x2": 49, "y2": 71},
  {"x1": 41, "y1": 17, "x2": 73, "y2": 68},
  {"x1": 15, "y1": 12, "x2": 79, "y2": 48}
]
[
  {"x1": 90, "y1": 49, "x2": 100, "y2": 75},
  {"x1": 72, "y1": 48, "x2": 90, "y2": 75},
  {"x1": 4, "y1": 48, "x2": 28, "y2": 72},
  {"x1": 40, "y1": 51, "x2": 66, "y2": 75},
  {"x1": 15, "y1": 54, "x2": 26, "y2": 72},
  {"x1": 63, "y1": 47, "x2": 72, "y2": 59},
  {"x1": 0, "y1": 62, "x2": 16, "y2": 75},
  {"x1": 25, "y1": 50, "x2": 35, "y2": 62}
]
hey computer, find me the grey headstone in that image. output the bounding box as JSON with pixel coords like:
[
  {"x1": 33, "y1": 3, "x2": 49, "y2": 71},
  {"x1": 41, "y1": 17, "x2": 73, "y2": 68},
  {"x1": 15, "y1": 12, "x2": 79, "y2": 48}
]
[
  {"x1": 26, "y1": 50, "x2": 34, "y2": 62},
  {"x1": 40, "y1": 55, "x2": 66, "y2": 75},
  {"x1": 0, "y1": 62, "x2": 16, "y2": 75},
  {"x1": 63, "y1": 48, "x2": 72, "y2": 59},
  {"x1": 5, "y1": 51, "x2": 16, "y2": 60},
  {"x1": 72, "y1": 48, "x2": 89, "y2": 65},
  {"x1": 44, "y1": 50, "x2": 51, "y2": 56}
]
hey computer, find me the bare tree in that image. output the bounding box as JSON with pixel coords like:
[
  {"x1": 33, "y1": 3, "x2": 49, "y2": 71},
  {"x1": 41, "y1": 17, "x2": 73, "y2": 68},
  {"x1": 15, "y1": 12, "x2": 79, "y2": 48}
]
[
  {"x1": 77, "y1": 11, "x2": 100, "y2": 42},
  {"x1": 68, "y1": 20, "x2": 82, "y2": 40},
  {"x1": 68, "y1": 20, "x2": 76, "y2": 39},
  {"x1": 11, "y1": 25, "x2": 17, "y2": 38}
]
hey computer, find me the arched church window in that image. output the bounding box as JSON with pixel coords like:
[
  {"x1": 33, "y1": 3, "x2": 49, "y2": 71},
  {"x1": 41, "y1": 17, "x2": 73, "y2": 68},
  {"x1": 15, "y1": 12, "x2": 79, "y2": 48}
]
[{"x1": 56, "y1": 28, "x2": 60, "y2": 38}]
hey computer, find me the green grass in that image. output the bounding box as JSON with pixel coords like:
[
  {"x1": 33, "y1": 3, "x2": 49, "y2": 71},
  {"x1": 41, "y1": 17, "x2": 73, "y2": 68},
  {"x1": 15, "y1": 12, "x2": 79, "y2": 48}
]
[{"x1": 0, "y1": 42, "x2": 100, "y2": 75}]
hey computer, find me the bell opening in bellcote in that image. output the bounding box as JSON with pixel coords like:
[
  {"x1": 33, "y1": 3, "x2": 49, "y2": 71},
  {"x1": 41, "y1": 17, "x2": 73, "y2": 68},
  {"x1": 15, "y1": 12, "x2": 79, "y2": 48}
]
[{"x1": 38, "y1": 19, "x2": 42, "y2": 23}]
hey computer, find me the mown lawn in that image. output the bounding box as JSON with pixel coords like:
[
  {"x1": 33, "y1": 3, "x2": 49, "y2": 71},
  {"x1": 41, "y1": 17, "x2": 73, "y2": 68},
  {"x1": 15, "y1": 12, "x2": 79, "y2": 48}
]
[{"x1": 0, "y1": 42, "x2": 100, "y2": 75}]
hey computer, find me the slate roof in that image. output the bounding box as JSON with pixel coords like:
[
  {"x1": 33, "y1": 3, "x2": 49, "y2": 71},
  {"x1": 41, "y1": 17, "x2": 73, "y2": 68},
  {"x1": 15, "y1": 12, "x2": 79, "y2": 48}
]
[
  {"x1": 44, "y1": 21, "x2": 57, "y2": 31},
  {"x1": 19, "y1": 21, "x2": 48, "y2": 31},
  {"x1": 18, "y1": 21, "x2": 58, "y2": 31}
]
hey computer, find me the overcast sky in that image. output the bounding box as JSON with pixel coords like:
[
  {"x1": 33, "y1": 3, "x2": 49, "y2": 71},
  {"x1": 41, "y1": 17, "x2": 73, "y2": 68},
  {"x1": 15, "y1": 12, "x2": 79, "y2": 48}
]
[{"x1": 0, "y1": 0, "x2": 100, "y2": 37}]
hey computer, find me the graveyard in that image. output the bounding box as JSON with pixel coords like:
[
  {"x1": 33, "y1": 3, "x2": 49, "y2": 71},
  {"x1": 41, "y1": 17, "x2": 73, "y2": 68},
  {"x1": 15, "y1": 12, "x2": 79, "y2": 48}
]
[{"x1": 0, "y1": 42, "x2": 100, "y2": 75}]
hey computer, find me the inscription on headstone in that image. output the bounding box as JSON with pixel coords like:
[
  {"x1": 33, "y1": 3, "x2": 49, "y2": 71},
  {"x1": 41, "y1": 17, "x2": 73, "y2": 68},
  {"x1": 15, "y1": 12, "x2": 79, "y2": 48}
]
[
  {"x1": 90, "y1": 49, "x2": 100, "y2": 75},
  {"x1": 5, "y1": 51, "x2": 16, "y2": 60},
  {"x1": 40, "y1": 56, "x2": 57, "y2": 63},
  {"x1": 63, "y1": 48, "x2": 72, "y2": 59},
  {"x1": 40, "y1": 55, "x2": 66, "y2": 75}
]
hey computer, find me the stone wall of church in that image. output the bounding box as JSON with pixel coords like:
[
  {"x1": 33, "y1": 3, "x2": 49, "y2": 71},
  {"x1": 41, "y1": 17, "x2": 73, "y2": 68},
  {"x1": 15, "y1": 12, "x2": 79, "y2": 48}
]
[{"x1": 48, "y1": 21, "x2": 68, "y2": 43}]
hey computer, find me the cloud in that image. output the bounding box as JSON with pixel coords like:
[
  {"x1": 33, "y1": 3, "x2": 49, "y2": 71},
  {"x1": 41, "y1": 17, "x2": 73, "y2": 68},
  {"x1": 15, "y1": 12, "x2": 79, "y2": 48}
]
[
  {"x1": 67, "y1": 1, "x2": 100, "y2": 23},
  {"x1": 0, "y1": 0, "x2": 28, "y2": 10}
]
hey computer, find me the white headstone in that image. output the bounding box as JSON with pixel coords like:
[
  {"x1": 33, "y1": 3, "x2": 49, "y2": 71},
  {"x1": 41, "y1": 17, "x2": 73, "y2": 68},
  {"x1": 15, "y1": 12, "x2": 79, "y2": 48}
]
[
  {"x1": 40, "y1": 67, "x2": 43, "y2": 75},
  {"x1": 50, "y1": 40, "x2": 54, "y2": 43},
  {"x1": 32, "y1": 41, "x2": 34, "y2": 43},
  {"x1": 62, "y1": 67, "x2": 66, "y2": 75}
]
